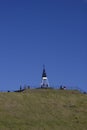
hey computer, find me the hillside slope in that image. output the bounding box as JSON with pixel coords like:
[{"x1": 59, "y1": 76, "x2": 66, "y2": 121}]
[{"x1": 0, "y1": 89, "x2": 87, "y2": 130}]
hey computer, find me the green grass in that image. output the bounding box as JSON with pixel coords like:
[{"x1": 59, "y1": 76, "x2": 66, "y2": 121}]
[{"x1": 0, "y1": 89, "x2": 87, "y2": 130}]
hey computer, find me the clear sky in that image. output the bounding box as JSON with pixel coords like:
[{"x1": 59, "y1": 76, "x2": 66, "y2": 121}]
[{"x1": 0, "y1": 0, "x2": 87, "y2": 91}]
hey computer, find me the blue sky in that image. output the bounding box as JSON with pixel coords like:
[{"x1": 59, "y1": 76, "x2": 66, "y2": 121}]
[{"x1": 0, "y1": 0, "x2": 87, "y2": 91}]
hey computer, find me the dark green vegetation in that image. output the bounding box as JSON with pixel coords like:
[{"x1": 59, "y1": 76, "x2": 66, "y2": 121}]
[{"x1": 0, "y1": 89, "x2": 87, "y2": 130}]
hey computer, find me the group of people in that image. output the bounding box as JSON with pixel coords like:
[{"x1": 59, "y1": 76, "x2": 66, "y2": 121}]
[{"x1": 60, "y1": 85, "x2": 66, "y2": 90}]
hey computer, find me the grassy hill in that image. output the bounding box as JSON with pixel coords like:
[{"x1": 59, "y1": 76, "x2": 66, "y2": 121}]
[{"x1": 0, "y1": 89, "x2": 87, "y2": 130}]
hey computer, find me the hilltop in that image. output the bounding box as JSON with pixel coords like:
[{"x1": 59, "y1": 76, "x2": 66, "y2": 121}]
[{"x1": 0, "y1": 89, "x2": 87, "y2": 130}]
